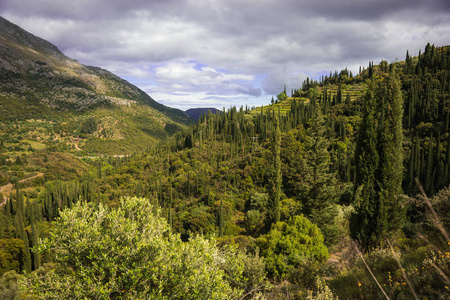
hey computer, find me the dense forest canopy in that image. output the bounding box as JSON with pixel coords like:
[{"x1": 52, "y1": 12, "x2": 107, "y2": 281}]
[{"x1": 1, "y1": 43, "x2": 450, "y2": 299}]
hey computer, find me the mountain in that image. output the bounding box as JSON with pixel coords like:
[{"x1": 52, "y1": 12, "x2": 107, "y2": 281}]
[
  {"x1": 0, "y1": 16, "x2": 190, "y2": 155},
  {"x1": 185, "y1": 107, "x2": 221, "y2": 121}
]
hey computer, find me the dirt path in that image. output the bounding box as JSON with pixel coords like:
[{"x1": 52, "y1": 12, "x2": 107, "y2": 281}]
[
  {"x1": 0, "y1": 172, "x2": 44, "y2": 207},
  {"x1": 72, "y1": 137, "x2": 83, "y2": 151}
]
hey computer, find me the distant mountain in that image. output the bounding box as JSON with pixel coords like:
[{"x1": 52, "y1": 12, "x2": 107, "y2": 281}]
[
  {"x1": 185, "y1": 107, "x2": 221, "y2": 121},
  {"x1": 0, "y1": 16, "x2": 190, "y2": 154}
]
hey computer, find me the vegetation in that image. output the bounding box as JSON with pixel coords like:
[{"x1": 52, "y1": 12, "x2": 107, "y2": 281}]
[
  {"x1": 1, "y1": 32, "x2": 450, "y2": 299},
  {"x1": 24, "y1": 196, "x2": 263, "y2": 299}
]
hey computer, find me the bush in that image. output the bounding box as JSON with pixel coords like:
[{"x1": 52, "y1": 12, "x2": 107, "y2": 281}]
[
  {"x1": 0, "y1": 270, "x2": 22, "y2": 300},
  {"x1": 24, "y1": 197, "x2": 258, "y2": 299},
  {"x1": 307, "y1": 277, "x2": 339, "y2": 300},
  {"x1": 257, "y1": 215, "x2": 329, "y2": 281}
]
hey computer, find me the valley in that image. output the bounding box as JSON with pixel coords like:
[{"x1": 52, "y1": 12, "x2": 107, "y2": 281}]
[{"x1": 0, "y1": 15, "x2": 449, "y2": 300}]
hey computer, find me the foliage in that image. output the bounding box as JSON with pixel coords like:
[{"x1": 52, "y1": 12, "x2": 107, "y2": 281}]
[
  {"x1": 0, "y1": 239, "x2": 25, "y2": 275},
  {"x1": 351, "y1": 69, "x2": 406, "y2": 247},
  {"x1": 24, "y1": 196, "x2": 254, "y2": 299},
  {"x1": 257, "y1": 215, "x2": 329, "y2": 281},
  {"x1": 1, "y1": 39, "x2": 450, "y2": 298},
  {"x1": 0, "y1": 270, "x2": 22, "y2": 300},
  {"x1": 306, "y1": 277, "x2": 339, "y2": 300}
]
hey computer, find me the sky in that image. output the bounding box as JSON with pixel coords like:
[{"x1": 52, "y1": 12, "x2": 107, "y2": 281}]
[{"x1": 1, "y1": 0, "x2": 450, "y2": 110}]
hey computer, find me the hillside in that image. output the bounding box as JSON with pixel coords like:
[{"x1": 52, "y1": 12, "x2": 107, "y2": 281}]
[
  {"x1": 1, "y1": 41, "x2": 449, "y2": 299},
  {"x1": 0, "y1": 16, "x2": 190, "y2": 155},
  {"x1": 65, "y1": 43, "x2": 448, "y2": 298},
  {"x1": 185, "y1": 107, "x2": 221, "y2": 121}
]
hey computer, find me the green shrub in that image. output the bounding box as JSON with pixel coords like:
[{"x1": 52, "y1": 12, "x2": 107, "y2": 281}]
[
  {"x1": 0, "y1": 270, "x2": 22, "y2": 300},
  {"x1": 257, "y1": 215, "x2": 329, "y2": 281},
  {"x1": 24, "y1": 197, "x2": 258, "y2": 299}
]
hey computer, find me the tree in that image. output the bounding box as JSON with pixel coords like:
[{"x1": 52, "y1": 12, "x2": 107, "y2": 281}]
[
  {"x1": 266, "y1": 114, "x2": 282, "y2": 228},
  {"x1": 0, "y1": 239, "x2": 25, "y2": 275},
  {"x1": 375, "y1": 68, "x2": 404, "y2": 234},
  {"x1": 277, "y1": 92, "x2": 287, "y2": 102},
  {"x1": 351, "y1": 69, "x2": 405, "y2": 247},
  {"x1": 301, "y1": 110, "x2": 339, "y2": 216},
  {"x1": 25, "y1": 197, "x2": 253, "y2": 299},
  {"x1": 351, "y1": 84, "x2": 380, "y2": 246}
]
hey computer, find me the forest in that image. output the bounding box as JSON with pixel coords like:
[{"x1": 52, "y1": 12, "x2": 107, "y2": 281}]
[{"x1": 1, "y1": 43, "x2": 450, "y2": 299}]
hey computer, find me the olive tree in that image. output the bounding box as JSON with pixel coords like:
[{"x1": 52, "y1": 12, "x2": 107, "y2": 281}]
[{"x1": 24, "y1": 197, "x2": 251, "y2": 299}]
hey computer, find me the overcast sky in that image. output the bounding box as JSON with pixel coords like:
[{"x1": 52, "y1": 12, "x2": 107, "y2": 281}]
[{"x1": 2, "y1": 0, "x2": 450, "y2": 110}]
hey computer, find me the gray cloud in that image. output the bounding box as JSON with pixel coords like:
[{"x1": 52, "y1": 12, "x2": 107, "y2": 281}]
[{"x1": 2, "y1": 0, "x2": 450, "y2": 109}]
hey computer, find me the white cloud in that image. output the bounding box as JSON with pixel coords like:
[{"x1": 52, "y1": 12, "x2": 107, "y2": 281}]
[{"x1": 152, "y1": 61, "x2": 256, "y2": 97}]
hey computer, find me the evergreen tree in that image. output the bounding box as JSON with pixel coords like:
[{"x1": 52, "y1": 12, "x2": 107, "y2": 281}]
[
  {"x1": 302, "y1": 110, "x2": 338, "y2": 215},
  {"x1": 219, "y1": 199, "x2": 224, "y2": 237},
  {"x1": 376, "y1": 68, "x2": 404, "y2": 233},
  {"x1": 266, "y1": 113, "x2": 281, "y2": 228},
  {"x1": 30, "y1": 219, "x2": 41, "y2": 270},
  {"x1": 350, "y1": 85, "x2": 380, "y2": 246},
  {"x1": 351, "y1": 69, "x2": 405, "y2": 247}
]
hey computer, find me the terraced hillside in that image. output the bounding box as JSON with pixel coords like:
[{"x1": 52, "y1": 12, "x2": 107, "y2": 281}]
[{"x1": 254, "y1": 81, "x2": 368, "y2": 116}]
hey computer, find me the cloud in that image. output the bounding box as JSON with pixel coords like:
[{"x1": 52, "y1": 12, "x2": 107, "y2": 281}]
[
  {"x1": 152, "y1": 61, "x2": 256, "y2": 96},
  {"x1": 2, "y1": 0, "x2": 450, "y2": 108}
]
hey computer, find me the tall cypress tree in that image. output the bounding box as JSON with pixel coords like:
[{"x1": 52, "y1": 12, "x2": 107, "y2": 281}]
[
  {"x1": 445, "y1": 134, "x2": 450, "y2": 186},
  {"x1": 350, "y1": 85, "x2": 380, "y2": 246},
  {"x1": 351, "y1": 69, "x2": 405, "y2": 247},
  {"x1": 377, "y1": 68, "x2": 404, "y2": 233},
  {"x1": 219, "y1": 199, "x2": 224, "y2": 237},
  {"x1": 303, "y1": 109, "x2": 341, "y2": 245},
  {"x1": 425, "y1": 134, "x2": 434, "y2": 194},
  {"x1": 266, "y1": 113, "x2": 282, "y2": 228},
  {"x1": 302, "y1": 110, "x2": 338, "y2": 215},
  {"x1": 30, "y1": 218, "x2": 41, "y2": 270}
]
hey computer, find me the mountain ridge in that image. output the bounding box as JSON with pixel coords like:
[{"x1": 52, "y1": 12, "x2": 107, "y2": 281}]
[
  {"x1": 0, "y1": 16, "x2": 66, "y2": 59},
  {"x1": 185, "y1": 107, "x2": 221, "y2": 121},
  {"x1": 0, "y1": 16, "x2": 188, "y2": 120},
  {"x1": 0, "y1": 16, "x2": 190, "y2": 155}
]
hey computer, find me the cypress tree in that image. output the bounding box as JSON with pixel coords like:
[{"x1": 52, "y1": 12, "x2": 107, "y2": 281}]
[
  {"x1": 376, "y1": 69, "x2": 405, "y2": 237},
  {"x1": 298, "y1": 109, "x2": 340, "y2": 244},
  {"x1": 406, "y1": 134, "x2": 419, "y2": 194},
  {"x1": 345, "y1": 93, "x2": 351, "y2": 105},
  {"x1": 379, "y1": 68, "x2": 404, "y2": 233},
  {"x1": 435, "y1": 132, "x2": 443, "y2": 191},
  {"x1": 219, "y1": 199, "x2": 224, "y2": 237},
  {"x1": 168, "y1": 187, "x2": 173, "y2": 228},
  {"x1": 266, "y1": 113, "x2": 282, "y2": 228},
  {"x1": 445, "y1": 134, "x2": 450, "y2": 186},
  {"x1": 352, "y1": 69, "x2": 404, "y2": 247},
  {"x1": 15, "y1": 212, "x2": 32, "y2": 273},
  {"x1": 337, "y1": 81, "x2": 343, "y2": 104},
  {"x1": 425, "y1": 135, "x2": 434, "y2": 194},
  {"x1": 30, "y1": 219, "x2": 41, "y2": 270},
  {"x1": 350, "y1": 85, "x2": 380, "y2": 246}
]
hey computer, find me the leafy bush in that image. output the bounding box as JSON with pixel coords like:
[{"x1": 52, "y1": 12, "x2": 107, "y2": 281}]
[
  {"x1": 0, "y1": 270, "x2": 21, "y2": 300},
  {"x1": 257, "y1": 215, "x2": 329, "y2": 281},
  {"x1": 0, "y1": 239, "x2": 25, "y2": 276},
  {"x1": 24, "y1": 197, "x2": 255, "y2": 299}
]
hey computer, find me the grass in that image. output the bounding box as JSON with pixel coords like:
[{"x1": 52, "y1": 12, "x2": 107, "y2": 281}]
[{"x1": 22, "y1": 140, "x2": 46, "y2": 151}]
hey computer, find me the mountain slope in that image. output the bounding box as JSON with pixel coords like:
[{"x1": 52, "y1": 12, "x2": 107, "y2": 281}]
[
  {"x1": 0, "y1": 16, "x2": 190, "y2": 154},
  {"x1": 185, "y1": 107, "x2": 221, "y2": 121}
]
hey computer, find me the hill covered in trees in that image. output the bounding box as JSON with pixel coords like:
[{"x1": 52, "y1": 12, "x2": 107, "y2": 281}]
[{"x1": 1, "y1": 41, "x2": 450, "y2": 299}]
